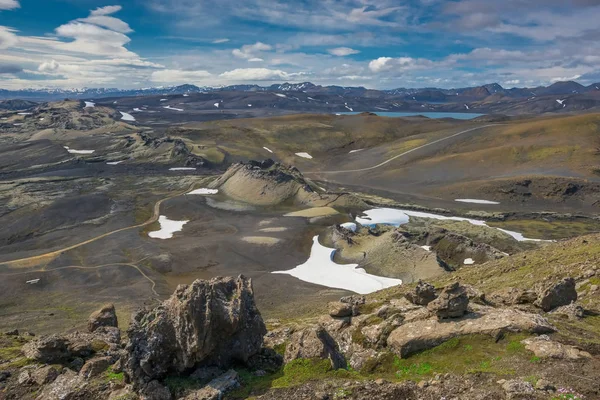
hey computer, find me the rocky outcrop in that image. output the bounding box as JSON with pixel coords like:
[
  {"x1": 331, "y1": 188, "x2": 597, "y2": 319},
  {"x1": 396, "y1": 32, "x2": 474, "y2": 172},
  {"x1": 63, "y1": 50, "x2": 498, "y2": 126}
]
[
  {"x1": 521, "y1": 335, "x2": 591, "y2": 360},
  {"x1": 284, "y1": 326, "x2": 346, "y2": 369},
  {"x1": 87, "y1": 304, "x2": 118, "y2": 333},
  {"x1": 125, "y1": 276, "x2": 266, "y2": 385},
  {"x1": 427, "y1": 282, "x2": 469, "y2": 319},
  {"x1": 208, "y1": 161, "x2": 365, "y2": 208},
  {"x1": 387, "y1": 307, "x2": 555, "y2": 357},
  {"x1": 500, "y1": 379, "x2": 535, "y2": 400},
  {"x1": 535, "y1": 278, "x2": 577, "y2": 311},
  {"x1": 489, "y1": 287, "x2": 537, "y2": 306},
  {"x1": 328, "y1": 302, "x2": 353, "y2": 318},
  {"x1": 405, "y1": 280, "x2": 437, "y2": 306}
]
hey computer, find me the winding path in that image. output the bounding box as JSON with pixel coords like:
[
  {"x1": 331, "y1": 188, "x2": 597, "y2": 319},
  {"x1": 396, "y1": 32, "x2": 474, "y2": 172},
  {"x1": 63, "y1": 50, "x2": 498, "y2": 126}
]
[
  {"x1": 0, "y1": 184, "x2": 195, "y2": 268},
  {"x1": 307, "y1": 124, "x2": 499, "y2": 174}
]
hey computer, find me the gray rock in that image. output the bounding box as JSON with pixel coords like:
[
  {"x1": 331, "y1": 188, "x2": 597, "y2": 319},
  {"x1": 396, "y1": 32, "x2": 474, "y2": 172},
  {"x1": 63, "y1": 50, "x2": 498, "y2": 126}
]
[
  {"x1": 535, "y1": 278, "x2": 577, "y2": 312},
  {"x1": 284, "y1": 326, "x2": 346, "y2": 369},
  {"x1": 88, "y1": 304, "x2": 118, "y2": 333},
  {"x1": 0, "y1": 371, "x2": 10, "y2": 382},
  {"x1": 182, "y1": 370, "x2": 239, "y2": 400},
  {"x1": 125, "y1": 276, "x2": 266, "y2": 385},
  {"x1": 5, "y1": 329, "x2": 18, "y2": 336},
  {"x1": 551, "y1": 303, "x2": 584, "y2": 320},
  {"x1": 140, "y1": 380, "x2": 172, "y2": 400},
  {"x1": 79, "y1": 356, "x2": 114, "y2": 379},
  {"x1": 521, "y1": 335, "x2": 591, "y2": 360},
  {"x1": 501, "y1": 379, "x2": 535, "y2": 399},
  {"x1": 17, "y1": 370, "x2": 31, "y2": 385},
  {"x1": 328, "y1": 302, "x2": 353, "y2": 318},
  {"x1": 490, "y1": 287, "x2": 537, "y2": 306},
  {"x1": 427, "y1": 282, "x2": 468, "y2": 319},
  {"x1": 32, "y1": 365, "x2": 60, "y2": 385},
  {"x1": 36, "y1": 369, "x2": 85, "y2": 400},
  {"x1": 22, "y1": 335, "x2": 70, "y2": 363},
  {"x1": 405, "y1": 280, "x2": 437, "y2": 306}
]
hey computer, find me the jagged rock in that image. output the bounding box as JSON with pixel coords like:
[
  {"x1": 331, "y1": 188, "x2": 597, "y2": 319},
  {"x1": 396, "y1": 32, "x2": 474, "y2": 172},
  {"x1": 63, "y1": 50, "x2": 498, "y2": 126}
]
[
  {"x1": 426, "y1": 282, "x2": 468, "y2": 319},
  {"x1": 521, "y1": 335, "x2": 592, "y2": 360},
  {"x1": 18, "y1": 370, "x2": 32, "y2": 385},
  {"x1": 284, "y1": 326, "x2": 346, "y2": 369},
  {"x1": 140, "y1": 380, "x2": 172, "y2": 400},
  {"x1": 80, "y1": 356, "x2": 114, "y2": 379},
  {"x1": 535, "y1": 278, "x2": 577, "y2": 312},
  {"x1": 340, "y1": 295, "x2": 365, "y2": 306},
  {"x1": 88, "y1": 304, "x2": 118, "y2": 333},
  {"x1": 125, "y1": 276, "x2": 266, "y2": 385},
  {"x1": 22, "y1": 335, "x2": 70, "y2": 363},
  {"x1": 5, "y1": 329, "x2": 18, "y2": 336},
  {"x1": 501, "y1": 379, "x2": 535, "y2": 399},
  {"x1": 405, "y1": 280, "x2": 437, "y2": 306},
  {"x1": 387, "y1": 308, "x2": 555, "y2": 357},
  {"x1": 32, "y1": 365, "x2": 60, "y2": 385},
  {"x1": 183, "y1": 370, "x2": 239, "y2": 400},
  {"x1": 489, "y1": 287, "x2": 537, "y2": 306},
  {"x1": 328, "y1": 302, "x2": 353, "y2": 318},
  {"x1": 550, "y1": 303, "x2": 585, "y2": 320},
  {"x1": 37, "y1": 369, "x2": 86, "y2": 400}
]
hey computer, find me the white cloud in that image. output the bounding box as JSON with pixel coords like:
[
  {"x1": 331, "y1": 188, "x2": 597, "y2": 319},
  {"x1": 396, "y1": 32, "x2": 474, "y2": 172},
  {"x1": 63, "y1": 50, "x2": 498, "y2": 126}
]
[
  {"x1": 212, "y1": 38, "x2": 230, "y2": 44},
  {"x1": 150, "y1": 69, "x2": 212, "y2": 84},
  {"x1": 232, "y1": 41, "x2": 273, "y2": 59},
  {"x1": 0, "y1": 26, "x2": 17, "y2": 49},
  {"x1": 328, "y1": 47, "x2": 360, "y2": 57},
  {"x1": 219, "y1": 68, "x2": 292, "y2": 81},
  {"x1": 90, "y1": 5, "x2": 122, "y2": 16},
  {"x1": 0, "y1": 0, "x2": 19, "y2": 11},
  {"x1": 248, "y1": 58, "x2": 264, "y2": 62}
]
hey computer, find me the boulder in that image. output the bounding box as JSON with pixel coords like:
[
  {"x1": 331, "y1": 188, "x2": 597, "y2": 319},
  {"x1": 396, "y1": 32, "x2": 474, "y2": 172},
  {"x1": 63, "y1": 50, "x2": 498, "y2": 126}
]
[
  {"x1": 183, "y1": 370, "x2": 239, "y2": 400},
  {"x1": 489, "y1": 287, "x2": 537, "y2": 306},
  {"x1": 535, "y1": 278, "x2": 577, "y2": 312},
  {"x1": 328, "y1": 302, "x2": 353, "y2": 318},
  {"x1": 550, "y1": 303, "x2": 585, "y2": 320},
  {"x1": 18, "y1": 370, "x2": 31, "y2": 385},
  {"x1": 0, "y1": 371, "x2": 10, "y2": 382},
  {"x1": 140, "y1": 380, "x2": 172, "y2": 400},
  {"x1": 387, "y1": 308, "x2": 555, "y2": 358},
  {"x1": 5, "y1": 329, "x2": 19, "y2": 336},
  {"x1": 32, "y1": 365, "x2": 60, "y2": 385},
  {"x1": 88, "y1": 304, "x2": 118, "y2": 333},
  {"x1": 501, "y1": 379, "x2": 535, "y2": 400},
  {"x1": 125, "y1": 276, "x2": 266, "y2": 385},
  {"x1": 79, "y1": 356, "x2": 114, "y2": 379},
  {"x1": 22, "y1": 335, "x2": 70, "y2": 363},
  {"x1": 521, "y1": 335, "x2": 592, "y2": 360},
  {"x1": 405, "y1": 280, "x2": 437, "y2": 306},
  {"x1": 426, "y1": 282, "x2": 468, "y2": 319},
  {"x1": 36, "y1": 369, "x2": 86, "y2": 400},
  {"x1": 284, "y1": 326, "x2": 346, "y2": 369}
]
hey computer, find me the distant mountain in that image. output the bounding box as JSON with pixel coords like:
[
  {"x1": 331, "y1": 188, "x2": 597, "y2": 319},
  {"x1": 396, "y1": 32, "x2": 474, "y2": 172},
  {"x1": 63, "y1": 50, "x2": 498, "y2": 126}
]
[{"x1": 1, "y1": 80, "x2": 598, "y2": 103}]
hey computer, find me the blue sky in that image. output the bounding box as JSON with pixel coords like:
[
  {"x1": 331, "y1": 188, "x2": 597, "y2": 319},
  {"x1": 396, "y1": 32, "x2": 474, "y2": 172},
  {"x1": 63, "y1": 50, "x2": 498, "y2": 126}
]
[{"x1": 1, "y1": 0, "x2": 599, "y2": 89}]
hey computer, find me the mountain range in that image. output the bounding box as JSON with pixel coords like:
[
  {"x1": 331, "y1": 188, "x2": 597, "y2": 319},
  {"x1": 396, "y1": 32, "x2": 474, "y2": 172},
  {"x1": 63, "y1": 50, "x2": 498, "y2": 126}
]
[{"x1": 1, "y1": 81, "x2": 599, "y2": 101}]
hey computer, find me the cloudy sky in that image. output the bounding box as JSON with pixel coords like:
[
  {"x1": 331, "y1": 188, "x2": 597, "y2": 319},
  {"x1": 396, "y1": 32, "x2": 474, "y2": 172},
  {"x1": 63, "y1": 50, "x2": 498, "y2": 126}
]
[{"x1": 1, "y1": 0, "x2": 599, "y2": 90}]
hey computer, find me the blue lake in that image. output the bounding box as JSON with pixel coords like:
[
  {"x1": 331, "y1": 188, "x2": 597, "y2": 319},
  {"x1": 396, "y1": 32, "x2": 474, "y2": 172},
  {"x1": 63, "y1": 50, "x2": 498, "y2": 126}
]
[{"x1": 339, "y1": 112, "x2": 485, "y2": 120}]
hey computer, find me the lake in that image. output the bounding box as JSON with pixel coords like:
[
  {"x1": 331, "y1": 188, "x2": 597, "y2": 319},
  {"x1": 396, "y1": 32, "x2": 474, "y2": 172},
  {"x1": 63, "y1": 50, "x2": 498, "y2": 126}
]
[{"x1": 339, "y1": 111, "x2": 485, "y2": 120}]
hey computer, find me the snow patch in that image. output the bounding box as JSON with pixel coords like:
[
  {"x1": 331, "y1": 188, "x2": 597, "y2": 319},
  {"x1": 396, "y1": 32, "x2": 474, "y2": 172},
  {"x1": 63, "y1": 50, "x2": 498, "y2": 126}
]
[
  {"x1": 64, "y1": 146, "x2": 94, "y2": 155},
  {"x1": 160, "y1": 98, "x2": 168, "y2": 102},
  {"x1": 107, "y1": 161, "x2": 124, "y2": 165},
  {"x1": 84, "y1": 101, "x2": 95, "y2": 108},
  {"x1": 187, "y1": 188, "x2": 219, "y2": 195},
  {"x1": 18, "y1": 112, "x2": 32, "y2": 115},
  {"x1": 148, "y1": 216, "x2": 189, "y2": 239},
  {"x1": 273, "y1": 236, "x2": 402, "y2": 294},
  {"x1": 163, "y1": 105, "x2": 184, "y2": 112},
  {"x1": 464, "y1": 258, "x2": 475, "y2": 265},
  {"x1": 295, "y1": 152, "x2": 313, "y2": 159},
  {"x1": 120, "y1": 111, "x2": 135, "y2": 122},
  {"x1": 421, "y1": 245, "x2": 432, "y2": 252},
  {"x1": 455, "y1": 199, "x2": 500, "y2": 205},
  {"x1": 263, "y1": 147, "x2": 273, "y2": 153},
  {"x1": 169, "y1": 167, "x2": 196, "y2": 171},
  {"x1": 214, "y1": 102, "x2": 220, "y2": 108},
  {"x1": 349, "y1": 149, "x2": 364, "y2": 154},
  {"x1": 341, "y1": 222, "x2": 357, "y2": 232},
  {"x1": 274, "y1": 93, "x2": 287, "y2": 98}
]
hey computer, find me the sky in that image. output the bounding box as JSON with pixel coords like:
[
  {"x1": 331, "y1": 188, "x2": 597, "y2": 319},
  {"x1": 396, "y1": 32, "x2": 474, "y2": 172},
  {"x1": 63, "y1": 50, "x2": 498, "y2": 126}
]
[{"x1": 1, "y1": 0, "x2": 600, "y2": 90}]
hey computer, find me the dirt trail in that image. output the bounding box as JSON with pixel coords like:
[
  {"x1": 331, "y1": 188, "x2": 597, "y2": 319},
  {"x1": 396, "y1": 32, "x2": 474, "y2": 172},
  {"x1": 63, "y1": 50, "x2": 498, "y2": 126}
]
[
  {"x1": 307, "y1": 124, "x2": 500, "y2": 174},
  {"x1": 0, "y1": 185, "x2": 195, "y2": 268}
]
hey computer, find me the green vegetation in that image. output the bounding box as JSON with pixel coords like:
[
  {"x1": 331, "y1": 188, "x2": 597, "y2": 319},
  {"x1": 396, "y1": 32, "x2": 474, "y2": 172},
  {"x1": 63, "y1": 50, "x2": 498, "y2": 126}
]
[
  {"x1": 105, "y1": 367, "x2": 125, "y2": 383},
  {"x1": 164, "y1": 375, "x2": 203, "y2": 395}
]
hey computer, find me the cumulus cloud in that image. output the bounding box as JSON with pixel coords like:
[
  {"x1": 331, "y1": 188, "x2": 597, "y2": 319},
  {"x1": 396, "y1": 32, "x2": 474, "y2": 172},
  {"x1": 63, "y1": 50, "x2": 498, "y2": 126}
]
[
  {"x1": 328, "y1": 47, "x2": 360, "y2": 57},
  {"x1": 219, "y1": 68, "x2": 292, "y2": 81},
  {"x1": 232, "y1": 42, "x2": 272, "y2": 59},
  {"x1": 0, "y1": 0, "x2": 19, "y2": 11},
  {"x1": 150, "y1": 69, "x2": 212, "y2": 84}
]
